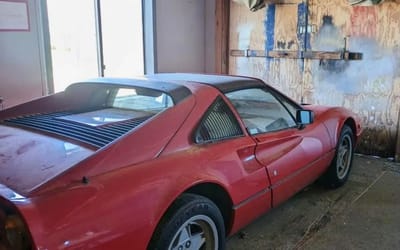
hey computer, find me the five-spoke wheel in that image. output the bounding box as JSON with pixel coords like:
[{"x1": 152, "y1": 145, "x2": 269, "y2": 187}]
[
  {"x1": 148, "y1": 194, "x2": 225, "y2": 250},
  {"x1": 169, "y1": 215, "x2": 218, "y2": 250},
  {"x1": 321, "y1": 125, "x2": 355, "y2": 188},
  {"x1": 336, "y1": 132, "x2": 353, "y2": 180}
]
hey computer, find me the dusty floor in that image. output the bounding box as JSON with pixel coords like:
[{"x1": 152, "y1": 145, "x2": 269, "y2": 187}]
[{"x1": 226, "y1": 155, "x2": 400, "y2": 249}]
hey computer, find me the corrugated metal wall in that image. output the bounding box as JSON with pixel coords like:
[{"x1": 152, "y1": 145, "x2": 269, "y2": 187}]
[{"x1": 229, "y1": 0, "x2": 400, "y2": 158}]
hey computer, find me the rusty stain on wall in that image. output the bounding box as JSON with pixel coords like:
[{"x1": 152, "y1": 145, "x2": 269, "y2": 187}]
[
  {"x1": 309, "y1": 2, "x2": 400, "y2": 157},
  {"x1": 351, "y1": 6, "x2": 378, "y2": 37},
  {"x1": 229, "y1": 0, "x2": 400, "y2": 157}
]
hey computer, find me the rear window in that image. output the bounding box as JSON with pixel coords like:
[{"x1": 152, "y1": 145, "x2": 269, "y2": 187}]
[{"x1": 111, "y1": 88, "x2": 174, "y2": 112}]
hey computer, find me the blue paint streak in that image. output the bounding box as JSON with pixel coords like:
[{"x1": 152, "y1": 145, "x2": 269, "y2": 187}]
[
  {"x1": 297, "y1": 3, "x2": 311, "y2": 50},
  {"x1": 265, "y1": 4, "x2": 275, "y2": 68},
  {"x1": 265, "y1": 4, "x2": 275, "y2": 53},
  {"x1": 249, "y1": 50, "x2": 257, "y2": 57}
]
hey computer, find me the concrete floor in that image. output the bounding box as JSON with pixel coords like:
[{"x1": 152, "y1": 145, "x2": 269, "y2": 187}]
[{"x1": 226, "y1": 155, "x2": 400, "y2": 249}]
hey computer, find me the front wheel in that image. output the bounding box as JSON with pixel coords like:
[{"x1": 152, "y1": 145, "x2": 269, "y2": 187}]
[
  {"x1": 321, "y1": 125, "x2": 354, "y2": 188},
  {"x1": 148, "y1": 194, "x2": 225, "y2": 250}
]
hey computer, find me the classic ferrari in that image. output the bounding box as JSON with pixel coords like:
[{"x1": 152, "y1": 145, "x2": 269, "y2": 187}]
[{"x1": 0, "y1": 73, "x2": 361, "y2": 249}]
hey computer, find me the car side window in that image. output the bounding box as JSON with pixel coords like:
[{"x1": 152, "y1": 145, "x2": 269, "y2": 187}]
[
  {"x1": 225, "y1": 88, "x2": 297, "y2": 135},
  {"x1": 275, "y1": 93, "x2": 301, "y2": 119},
  {"x1": 194, "y1": 97, "x2": 244, "y2": 144}
]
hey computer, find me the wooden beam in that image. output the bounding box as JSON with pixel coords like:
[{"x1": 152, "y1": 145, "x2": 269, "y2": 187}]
[
  {"x1": 270, "y1": 50, "x2": 363, "y2": 60},
  {"x1": 266, "y1": 0, "x2": 302, "y2": 4},
  {"x1": 230, "y1": 49, "x2": 363, "y2": 60},
  {"x1": 215, "y1": 0, "x2": 230, "y2": 74},
  {"x1": 268, "y1": 50, "x2": 301, "y2": 59},
  {"x1": 230, "y1": 49, "x2": 267, "y2": 57}
]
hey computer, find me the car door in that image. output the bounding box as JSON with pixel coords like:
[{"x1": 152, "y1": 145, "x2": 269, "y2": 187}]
[
  {"x1": 191, "y1": 96, "x2": 273, "y2": 231},
  {"x1": 226, "y1": 88, "x2": 329, "y2": 207}
]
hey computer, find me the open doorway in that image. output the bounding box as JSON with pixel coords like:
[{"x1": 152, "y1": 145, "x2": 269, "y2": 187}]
[{"x1": 47, "y1": 0, "x2": 144, "y2": 92}]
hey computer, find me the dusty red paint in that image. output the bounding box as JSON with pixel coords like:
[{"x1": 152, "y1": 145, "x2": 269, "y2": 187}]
[
  {"x1": 16, "y1": 141, "x2": 36, "y2": 155},
  {"x1": 350, "y1": 6, "x2": 378, "y2": 37},
  {"x1": 0, "y1": 74, "x2": 362, "y2": 249}
]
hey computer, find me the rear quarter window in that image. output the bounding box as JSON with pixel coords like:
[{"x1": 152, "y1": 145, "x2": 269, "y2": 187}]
[{"x1": 194, "y1": 97, "x2": 244, "y2": 144}]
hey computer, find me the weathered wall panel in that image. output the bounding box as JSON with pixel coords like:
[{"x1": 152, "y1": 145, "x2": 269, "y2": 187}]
[
  {"x1": 229, "y1": 2, "x2": 304, "y2": 99},
  {"x1": 229, "y1": 0, "x2": 400, "y2": 157},
  {"x1": 274, "y1": 4, "x2": 299, "y2": 51},
  {"x1": 229, "y1": 2, "x2": 267, "y2": 79}
]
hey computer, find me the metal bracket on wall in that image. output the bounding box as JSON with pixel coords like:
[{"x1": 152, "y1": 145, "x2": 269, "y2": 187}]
[{"x1": 230, "y1": 49, "x2": 363, "y2": 60}]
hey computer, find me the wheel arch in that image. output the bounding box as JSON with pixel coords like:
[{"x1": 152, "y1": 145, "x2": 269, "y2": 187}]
[
  {"x1": 343, "y1": 117, "x2": 357, "y2": 143},
  {"x1": 147, "y1": 182, "x2": 234, "y2": 249},
  {"x1": 184, "y1": 182, "x2": 234, "y2": 236},
  {"x1": 320, "y1": 118, "x2": 356, "y2": 189},
  {"x1": 331, "y1": 116, "x2": 358, "y2": 147}
]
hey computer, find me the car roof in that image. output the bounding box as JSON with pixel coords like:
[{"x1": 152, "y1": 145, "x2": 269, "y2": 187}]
[
  {"x1": 71, "y1": 73, "x2": 265, "y2": 104},
  {"x1": 146, "y1": 73, "x2": 265, "y2": 93},
  {"x1": 70, "y1": 77, "x2": 192, "y2": 104}
]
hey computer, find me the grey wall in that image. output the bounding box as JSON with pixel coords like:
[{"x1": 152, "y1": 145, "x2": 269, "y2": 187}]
[
  {"x1": 205, "y1": 0, "x2": 216, "y2": 73},
  {"x1": 155, "y1": 0, "x2": 215, "y2": 73},
  {"x1": 0, "y1": 0, "x2": 48, "y2": 108}
]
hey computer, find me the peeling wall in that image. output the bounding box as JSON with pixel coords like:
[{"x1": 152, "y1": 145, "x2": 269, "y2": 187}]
[{"x1": 229, "y1": 0, "x2": 400, "y2": 157}]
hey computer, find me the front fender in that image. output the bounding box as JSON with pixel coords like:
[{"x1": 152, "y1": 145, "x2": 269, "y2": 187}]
[{"x1": 308, "y1": 105, "x2": 361, "y2": 149}]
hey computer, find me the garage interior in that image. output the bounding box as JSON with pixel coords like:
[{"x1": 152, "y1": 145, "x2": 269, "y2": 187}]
[{"x1": 0, "y1": 0, "x2": 399, "y2": 249}]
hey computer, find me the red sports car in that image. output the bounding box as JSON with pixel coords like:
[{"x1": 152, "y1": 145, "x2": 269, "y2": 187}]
[{"x1": 0, "y1": 74, "x2": 361, "y2": 249}]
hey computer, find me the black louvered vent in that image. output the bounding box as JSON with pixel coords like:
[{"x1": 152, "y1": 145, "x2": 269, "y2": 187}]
[
  {"x1": 195, "y1": 98, "x2": 243, "y2": 143},
  {"x1": 4, "y1": 111, "x2": 152, "y2": 148}
]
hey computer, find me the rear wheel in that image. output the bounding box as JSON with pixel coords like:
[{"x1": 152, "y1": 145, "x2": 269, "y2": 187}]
[
  {"x1": 148, "y1": 194, "x2": 225, "y2": 250},
  {"x1": 321, "y1": 125, "x2": 354, "y2": 188}
]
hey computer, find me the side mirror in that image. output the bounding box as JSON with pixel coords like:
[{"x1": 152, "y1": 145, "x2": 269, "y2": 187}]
[{"x1": 296, "y1": 110, "x2": 314, "y2": 125}]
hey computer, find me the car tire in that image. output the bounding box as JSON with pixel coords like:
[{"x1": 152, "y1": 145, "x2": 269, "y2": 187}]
[
  {"x1": 321, "y1": 125, "x2": 354, "y2": 189},
  {"x1": 148, "y1": 193, "x2": 225, "y2": 250}
]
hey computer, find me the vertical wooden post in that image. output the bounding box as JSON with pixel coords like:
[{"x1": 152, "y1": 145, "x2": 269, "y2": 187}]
[
  {"x1": 215, "y1": 0, "x2": 230, "y2": 74},
  {"x1": 395, "y1": 109, "x2": 400, "y2": 162}
]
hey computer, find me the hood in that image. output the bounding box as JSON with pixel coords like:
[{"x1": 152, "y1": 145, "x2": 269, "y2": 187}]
[{"x1": 0, "y1": 125, "x2": 94, "y2": 196}]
